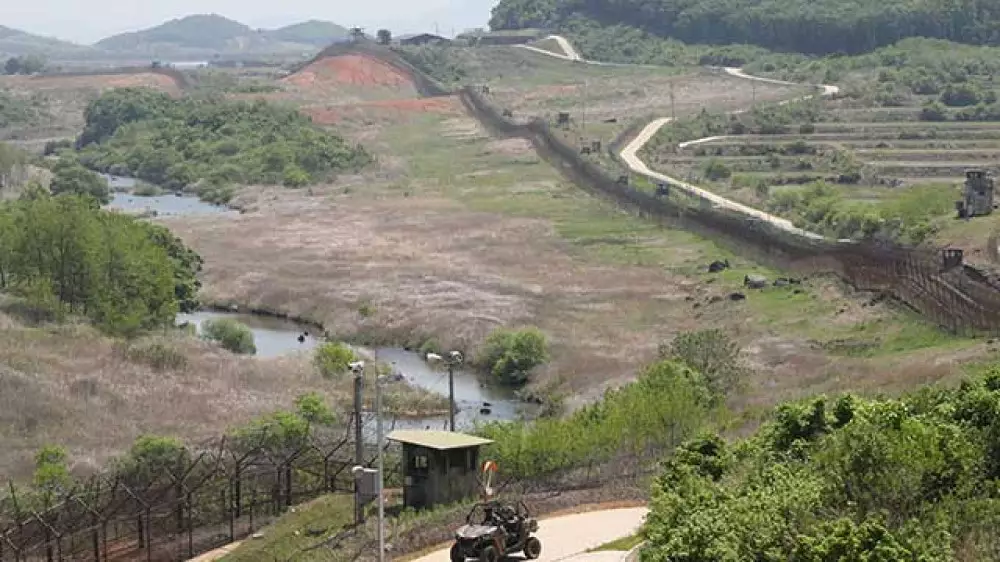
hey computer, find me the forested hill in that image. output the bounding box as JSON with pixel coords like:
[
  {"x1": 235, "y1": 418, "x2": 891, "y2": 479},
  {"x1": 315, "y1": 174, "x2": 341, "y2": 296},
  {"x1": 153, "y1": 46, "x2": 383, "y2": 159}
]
[{"x1": 489, "y1": 0, "x2": 1000, "y2": 55}]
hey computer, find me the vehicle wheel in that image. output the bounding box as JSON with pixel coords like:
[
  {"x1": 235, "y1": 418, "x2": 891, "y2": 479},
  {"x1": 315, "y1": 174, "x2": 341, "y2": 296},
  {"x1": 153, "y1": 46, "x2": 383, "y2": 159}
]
[
  {"x1": 524, "y1": 537, "x2": 542, "y2": 560},
  {"x1": 451, "y1": 543, "x2": 465, "y2": 562},
  {"x1": 479, "y1": 545, "x2": 499, "y2": 562}
]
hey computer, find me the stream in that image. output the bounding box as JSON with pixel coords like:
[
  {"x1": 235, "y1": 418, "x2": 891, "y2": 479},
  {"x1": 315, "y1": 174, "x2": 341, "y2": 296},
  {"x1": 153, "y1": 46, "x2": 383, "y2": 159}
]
[
  {"x1": 102, "y1": 175, "x2": 234, "y2": 217},
  {"x1": 102, "y1": 175, "x2": 527, "y2": 429},
  {"x1": 177, "y1": 310, "x2": 529, "y2": 429}
]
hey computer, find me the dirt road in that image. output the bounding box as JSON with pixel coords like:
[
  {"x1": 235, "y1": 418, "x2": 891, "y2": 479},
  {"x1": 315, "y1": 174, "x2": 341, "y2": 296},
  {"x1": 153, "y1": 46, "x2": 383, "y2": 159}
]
[
  {"x1": 519, "y1": 36, "x2": 840, "y2": 241},
  {"x1": 410, "y1": 507, "x2": 648, "y2": 562},
  {"x1": 517, "y1": 35, "x2": 584, "y2": 62}
]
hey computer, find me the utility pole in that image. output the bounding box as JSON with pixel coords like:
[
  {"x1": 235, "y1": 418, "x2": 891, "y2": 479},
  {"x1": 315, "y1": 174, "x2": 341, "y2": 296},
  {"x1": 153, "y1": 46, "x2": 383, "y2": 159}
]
[
  {"x1": 670, "y1": 80, "x2": 676, "y2": 121},
  {"x1": 352, "y1": 364, "x2": 365, "y2": 525},
  {"x1": 375, "y1": 373, "x2": 386, "y2": 562},
  {"x1": 581, "y1": 78, "x2": 587, "y2": 133},
  {"x1": 752, "y1": 81, "x2": 757, "y2": 107},
  {"x1": 447, "y1": 360, "x2": 456, "y2": 432}
]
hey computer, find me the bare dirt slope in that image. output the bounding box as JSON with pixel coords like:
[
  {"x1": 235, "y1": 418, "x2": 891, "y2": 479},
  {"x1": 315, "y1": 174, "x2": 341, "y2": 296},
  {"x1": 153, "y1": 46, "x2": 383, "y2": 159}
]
[{"x1": 271, "y1": 53, "x2": 422, "y2": 107}]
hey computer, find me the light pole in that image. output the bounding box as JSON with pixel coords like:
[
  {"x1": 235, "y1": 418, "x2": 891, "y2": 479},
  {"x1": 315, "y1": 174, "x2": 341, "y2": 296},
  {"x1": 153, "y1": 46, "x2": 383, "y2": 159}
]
[
  {"x1": 375, "y1": 371, "x2": 386, "y2": 562},
  {"x1": 350, "y1": 360, "x2": 365, "y2": 525},
  {"x1": 426, "y1": 351, "x2": 464, "y2": 431}
]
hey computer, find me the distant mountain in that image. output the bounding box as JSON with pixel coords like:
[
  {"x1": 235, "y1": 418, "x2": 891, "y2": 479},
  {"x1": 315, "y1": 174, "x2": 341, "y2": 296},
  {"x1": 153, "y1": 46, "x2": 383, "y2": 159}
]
[
  {"x1": 265, "y1": 20, "x2": 349, "y2": 46},
  {"x1": 94, "y1": 14, "x2": 349, "y2": 58},
  {"x1": 95, "y1": 14, "x2": 266, "y2": 54},
  {"x1": 0, "y1": 25, "x2": 95, "y2": 58}
]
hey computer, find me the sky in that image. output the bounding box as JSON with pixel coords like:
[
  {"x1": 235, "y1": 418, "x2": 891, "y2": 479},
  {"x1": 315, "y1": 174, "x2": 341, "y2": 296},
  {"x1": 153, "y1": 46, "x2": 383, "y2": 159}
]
[{"x1": 2, "y1": 0, "x2": 501, "y2": 44}]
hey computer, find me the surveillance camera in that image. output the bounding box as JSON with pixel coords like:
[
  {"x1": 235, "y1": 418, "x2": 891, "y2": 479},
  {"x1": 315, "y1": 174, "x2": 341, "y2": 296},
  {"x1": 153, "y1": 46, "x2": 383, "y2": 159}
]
[
  {"x1": 449, "y1": 351, "x2": 463, "y2": 363},
  {"x1": 349, "y1": 361, "x2": 365, "y2": 372},
  {"x1": 425, "y1": 352, "x2": 443, "y2": 362}
]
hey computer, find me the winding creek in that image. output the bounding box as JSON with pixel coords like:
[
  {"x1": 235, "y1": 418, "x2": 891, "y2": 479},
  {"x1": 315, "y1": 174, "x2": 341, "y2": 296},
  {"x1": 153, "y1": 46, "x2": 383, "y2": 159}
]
[
  {"x1": 104, "y1": 178, "x2": 529, "y2": 430},
  {"x1": 178, "y1": 310, "x2": 529, "y2": 429}
]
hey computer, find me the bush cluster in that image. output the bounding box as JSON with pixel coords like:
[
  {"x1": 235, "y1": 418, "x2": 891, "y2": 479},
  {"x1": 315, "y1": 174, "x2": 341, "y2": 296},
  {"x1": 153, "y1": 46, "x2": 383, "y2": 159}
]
[
  {"x1": 74, "y1": 88, "x2": 372, "y2": 199},
  {"x1": 0, "y1": 194, "x2": 200, "y2": 335},
  {"x1": 201, "y1": 318, "x2": 256, "y2": 355},
  {"x1": 644, "y1": 369, "x2": 1000, "y2": 559}
]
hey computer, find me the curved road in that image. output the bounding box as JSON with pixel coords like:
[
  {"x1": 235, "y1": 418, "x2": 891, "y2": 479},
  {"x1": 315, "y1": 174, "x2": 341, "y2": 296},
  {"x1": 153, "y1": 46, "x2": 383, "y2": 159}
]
[
  {"x1": 410, "y1": 507, "x2": 648, "y2": 562},
  {"x1": 517, "y1": 35, "x2": 841, "y2": 241}
]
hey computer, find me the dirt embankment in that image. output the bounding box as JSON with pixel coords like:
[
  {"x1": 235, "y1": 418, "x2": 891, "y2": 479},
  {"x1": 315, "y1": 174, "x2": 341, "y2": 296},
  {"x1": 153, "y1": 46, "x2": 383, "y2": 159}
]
[
  {"x1": 4, "y1": 71, "x2": 185, "y2": 97},
  {"x1": 275, "y1": 52, "x2": 464, "y2": 124},
  {"x1": 282, "y1": 54, "x2": 414, "y2": 90}
]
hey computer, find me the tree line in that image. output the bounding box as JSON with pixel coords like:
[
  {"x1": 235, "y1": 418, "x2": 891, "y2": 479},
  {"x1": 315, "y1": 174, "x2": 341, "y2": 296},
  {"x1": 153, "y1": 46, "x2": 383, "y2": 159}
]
[
  {"x1": 73, "y1": 88, "x2": 372, "y2": 201},
  {"x1": 0, "y1": 192, "x2": 202, "y2": 335},
  {"x1": 489, "y1": 0, "x2": 1000, "y2": 56},
  {"x1": 3, "y1": 55, "x2": 45, "y2": 75}
]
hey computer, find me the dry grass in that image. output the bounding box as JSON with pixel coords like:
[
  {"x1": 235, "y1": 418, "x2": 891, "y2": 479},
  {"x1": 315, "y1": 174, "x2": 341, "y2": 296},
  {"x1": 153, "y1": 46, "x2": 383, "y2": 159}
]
[
  {"x1": 2, "y1": 47, "x2": 993, "y2": 479},
  {"x1": 0, "y1": 304, "x2": 444, "y2": 480},
  {"x1": 163, "y1": 87, "x2": 987, "y2": 414}
]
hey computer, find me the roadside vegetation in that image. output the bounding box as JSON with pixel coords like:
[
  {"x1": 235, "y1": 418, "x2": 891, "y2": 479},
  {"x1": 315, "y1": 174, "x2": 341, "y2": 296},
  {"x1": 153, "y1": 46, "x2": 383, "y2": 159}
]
[
  {"x1": 478, "y1": 329, "x2": 742, "y2": 479},
  {"x1": 73, "y1": 88, "x2": 371, "y2": 203},
  {"x1": 643, "y1": 366, "x2": 1000, "y2": 559}
]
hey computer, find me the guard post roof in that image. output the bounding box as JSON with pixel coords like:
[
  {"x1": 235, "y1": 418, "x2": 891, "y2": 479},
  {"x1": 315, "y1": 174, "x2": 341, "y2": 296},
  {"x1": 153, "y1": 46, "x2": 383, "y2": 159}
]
[{"x1": 386, "y1": 429, "x2": 493, "y2": 450}]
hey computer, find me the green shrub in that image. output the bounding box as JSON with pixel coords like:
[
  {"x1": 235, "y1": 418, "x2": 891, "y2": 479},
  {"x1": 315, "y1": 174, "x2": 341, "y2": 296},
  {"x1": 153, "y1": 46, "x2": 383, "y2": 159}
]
[
  {"x1": 195, "y1": 183, "x2": 235, "y2": 205},
  {"x1": 703, "y1": 159, "x2": 732, "y2": 181},
  {"x1": 477, "y1": 326, "x2": 548, "y2": 386},
  {"x1": 49, "y1": 157, "x2": 110, "y2": 205},
  {"x1": 478, "y1": 359, "x2": 714, "y2": 479},
  {"x1": 0, "y1": 196, "x2": 187, "y2": 334},
  {"x1": 133, "y1": 182, "x2": 163, "y2": 197},
  {"x1": 75, "y1": 88, "x2": 371, "y2": 189},
  {"x1": 314, "y1": 342, "x2": 356, "y2": 378},
  {"x1": 941, "y1": 83, "x2": 987, "y2": 107},
  {"x1": 124, "y1": 340, "x2": 188, "y2": 371},
  {"x1": 641, "y1": 370, "x2": 1000, "y2": 560},
  {"x1": 658, "y1": 329, "x2": 747, "y2": 400},
  {"x1": 201, "y1": 318, "x2": 256, "y2": 354}
]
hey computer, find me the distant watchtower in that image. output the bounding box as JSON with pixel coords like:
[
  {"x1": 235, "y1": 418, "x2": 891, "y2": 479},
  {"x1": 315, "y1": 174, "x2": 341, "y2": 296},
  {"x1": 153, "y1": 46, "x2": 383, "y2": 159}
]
[{"x1": 957, "y1": 169, "x2": 995, "y2": 218}]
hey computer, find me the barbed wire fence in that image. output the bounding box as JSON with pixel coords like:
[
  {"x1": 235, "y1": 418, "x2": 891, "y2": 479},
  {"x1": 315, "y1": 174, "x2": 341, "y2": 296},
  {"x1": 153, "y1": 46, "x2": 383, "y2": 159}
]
[
  {"x1": 458, "y1": 84, "x2": 1000, "y2": 336},
  {"x1": 0, "y1": 413, "x2": 404, "y2": 562},
  {"x1": 319, "y1": 448, "x2": 665, "y2": 562}
]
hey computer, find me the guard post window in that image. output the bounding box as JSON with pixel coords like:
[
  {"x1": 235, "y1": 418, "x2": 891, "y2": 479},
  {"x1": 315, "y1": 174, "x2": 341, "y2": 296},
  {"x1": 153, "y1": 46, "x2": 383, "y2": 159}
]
[{"x1": 412, "y1": 453, "x2": 429, "y2": 471}]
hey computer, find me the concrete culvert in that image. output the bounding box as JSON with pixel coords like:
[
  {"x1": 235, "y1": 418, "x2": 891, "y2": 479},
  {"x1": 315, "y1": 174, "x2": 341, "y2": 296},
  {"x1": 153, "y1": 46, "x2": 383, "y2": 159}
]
[
  {"x1": 729, "y1": 292, "x2": 747, "y2": 301},
  {"x1": 744, "y1": 274, "x2": 768, "y2": 289}
]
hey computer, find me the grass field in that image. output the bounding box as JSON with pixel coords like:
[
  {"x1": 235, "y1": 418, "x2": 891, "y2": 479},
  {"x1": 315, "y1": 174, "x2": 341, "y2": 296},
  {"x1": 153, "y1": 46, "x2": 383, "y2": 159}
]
[
  {"x1": 4, "y1": 43, "x2": 998, "y2": 479},
  {"x1": 0, "y1": 298, "x2": 447, "y2": 480},
  {"x1": 164, "y1": 46, "x2": 991, "y2": 422}
]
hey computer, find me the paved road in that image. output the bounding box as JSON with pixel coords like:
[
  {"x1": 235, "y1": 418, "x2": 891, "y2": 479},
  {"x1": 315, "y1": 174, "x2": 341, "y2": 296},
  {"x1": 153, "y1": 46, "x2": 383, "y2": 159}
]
[
  {"x1": 411, "y1": 507, "x2": 648, "y2": 562},
  {"x1": 515, "y1": 36, "x2": 841, "y2": 241}
]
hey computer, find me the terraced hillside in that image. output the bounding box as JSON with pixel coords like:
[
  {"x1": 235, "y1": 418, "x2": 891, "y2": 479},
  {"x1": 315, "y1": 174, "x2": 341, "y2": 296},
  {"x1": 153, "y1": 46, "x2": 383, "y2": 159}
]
[{"x1": 638, "y1": 48, "x2": 1000, "y2": 249}]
